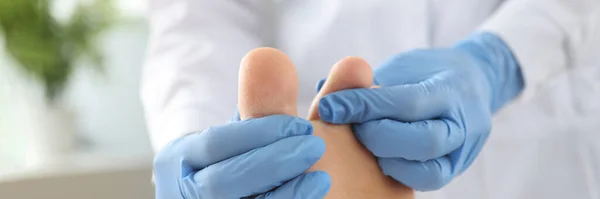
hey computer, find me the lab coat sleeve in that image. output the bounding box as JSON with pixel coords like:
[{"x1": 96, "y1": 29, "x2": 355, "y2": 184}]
[
  {"x1": 480, "y1": 0, "x2": 600, "y2": 100},
  {"x1": 141, "y1": 0, "x2": 271, "y2": 151}
]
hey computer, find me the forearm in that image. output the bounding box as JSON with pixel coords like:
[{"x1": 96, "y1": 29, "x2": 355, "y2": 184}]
[{"x1": 480, "y1": 0, "x2": 600, "y2": 100}]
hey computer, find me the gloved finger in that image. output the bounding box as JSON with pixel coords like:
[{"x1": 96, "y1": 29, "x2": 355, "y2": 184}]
[
  {"x1": 318, "y1": 82, "x2": 449, "y2": 124},
  {"x1": 315, "y1": 78, "x2": 327, "y2": 93},
  {"x1": 354, "y1": 118, "x2": 464, "y2": 161},
  {"x1": 153, "y1": 115, "x2": 313, "y2": 175},
  {"x1": 378, "y1": 156, "x2": 454, "y2": 191},
  {"x1": 230, "y1": 108, "x2": 241, "y2": 122},
  {"x1": 184, "y1": 135, "x2": 326, "y2": 198},
  {"x1": 254, "y1": 171, "x2": 331, "y2": 199}
]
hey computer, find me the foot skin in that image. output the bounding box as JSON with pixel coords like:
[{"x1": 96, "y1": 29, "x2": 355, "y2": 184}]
[
  {"x1": 307, "y1": 57, "x2": 413, "y2": 199},
  {"x1": 238, "y1": 47, "x2": 413, "y2": 199}
]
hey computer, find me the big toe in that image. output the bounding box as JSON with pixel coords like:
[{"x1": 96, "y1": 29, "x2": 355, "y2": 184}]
[
  {"x1": 308, "y1": 56, "x2": 373, "y2": 120},
  {"x1": 238, "y1": 47, "x2": 300, "y2": 119}
]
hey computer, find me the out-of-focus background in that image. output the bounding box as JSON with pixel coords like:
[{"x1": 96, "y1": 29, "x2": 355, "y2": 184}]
[{"x1": 0, "y1": 0, "x2": 154, "y2": 198}]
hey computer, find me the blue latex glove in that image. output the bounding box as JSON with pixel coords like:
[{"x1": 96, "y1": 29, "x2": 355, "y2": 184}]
[
  {"x1": 153, "y1": 114, "x2": 331, "y2": 198},
  {"x1": 316, "y1": 32, "x2": 525, "y2": 191}
]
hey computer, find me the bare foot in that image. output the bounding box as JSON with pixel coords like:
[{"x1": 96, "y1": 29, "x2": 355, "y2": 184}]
[
  {"x1": 307, "y1": 56, "x2": 413, "y2": 199},
  {"x1": 238, "y1": 47, "x2": 413, "y2": 199}
]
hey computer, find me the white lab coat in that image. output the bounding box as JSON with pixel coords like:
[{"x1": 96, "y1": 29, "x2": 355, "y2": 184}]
[{"x1": 142, "y1": 0, "x2": 600, "y2": 198}]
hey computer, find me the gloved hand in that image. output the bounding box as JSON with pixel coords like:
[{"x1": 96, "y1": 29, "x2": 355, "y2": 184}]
[
  {"x1": 316, "y1": 32, "x2": 525, "y2": 191},
  {"x1": 153, "y1": 114, "x2": 330, "y2": 198}
]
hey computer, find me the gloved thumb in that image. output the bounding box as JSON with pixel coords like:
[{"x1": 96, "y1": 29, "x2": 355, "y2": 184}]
[
  {"x1": 308, "y1": 57, "x2": 373, "y2": 120},
  {"x1": 315, "y1": 78, "x2": 327, "y2": 93},
  {"x1": 318, "y1": 81, "x2": 447, "y2": 124}
]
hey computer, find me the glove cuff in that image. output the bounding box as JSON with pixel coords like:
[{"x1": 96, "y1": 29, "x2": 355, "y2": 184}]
[{"x1": 454, "y1": 32, "x2": 525, "y2": 113}]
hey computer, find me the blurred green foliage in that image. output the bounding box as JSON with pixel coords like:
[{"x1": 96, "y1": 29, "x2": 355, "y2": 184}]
[{"x1": 0, "y1": 0, "x2": 114, "y2": 102}]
